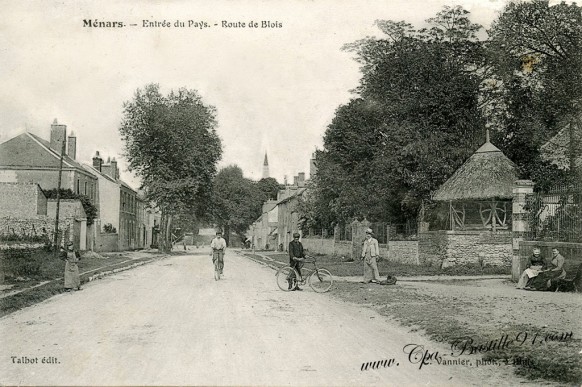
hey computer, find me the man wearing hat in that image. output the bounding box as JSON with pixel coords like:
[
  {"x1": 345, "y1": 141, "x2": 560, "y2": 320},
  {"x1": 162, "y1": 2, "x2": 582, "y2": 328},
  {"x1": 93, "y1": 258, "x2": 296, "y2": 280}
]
[
  {"x1": 63, "y1": 241, "x2": 81, "y2": 291},
  {"x1": 516, "y1": 247, "x2": 545, "y2": 289},
  {"x1": 210, "y1": 230, "x2": 227, "y2": 276},
  {"x1": 288, "y1": 232, "x2": 306, "y2": 291},
  {"x1": 361, "y1": 228, "x2": 381, "y2": 284}
]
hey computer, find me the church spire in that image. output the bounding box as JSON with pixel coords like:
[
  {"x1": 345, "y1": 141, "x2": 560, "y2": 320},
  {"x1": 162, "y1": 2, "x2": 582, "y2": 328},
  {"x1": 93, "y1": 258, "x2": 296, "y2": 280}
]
[{"x1": 262, "y1": 152, "x2": 270, "y2": 179}]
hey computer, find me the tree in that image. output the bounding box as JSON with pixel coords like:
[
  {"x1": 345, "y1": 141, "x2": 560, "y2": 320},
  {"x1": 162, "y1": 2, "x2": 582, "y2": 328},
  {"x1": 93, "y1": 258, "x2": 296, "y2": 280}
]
[
  {"x1": 487, "y1": 0, "x2": 581, "y2": 186},
  {"x1": 304, "y1": 6, "x2": 486, "y2": 227},
  {"x1": 119, "y1": 84, "x2": 222, "y2": 252},
  {"x1": 256, "y1": 177, "x2": 281, "y2": 201},
  {"x1": 210, "y1": 165, "x2": 264, "y2": 245}
]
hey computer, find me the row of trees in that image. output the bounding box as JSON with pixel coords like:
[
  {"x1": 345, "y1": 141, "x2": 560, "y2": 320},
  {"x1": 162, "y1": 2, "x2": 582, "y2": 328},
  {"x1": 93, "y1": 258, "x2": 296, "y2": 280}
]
[{"x1": 301, "y1": 1, "x2": 581, "y2": 231}]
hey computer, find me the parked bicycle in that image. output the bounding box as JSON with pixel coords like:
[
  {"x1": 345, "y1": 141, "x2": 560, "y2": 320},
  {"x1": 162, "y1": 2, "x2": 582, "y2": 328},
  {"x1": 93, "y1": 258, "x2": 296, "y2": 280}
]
[{"x1": 275, "y1": 256, "x2": 333, "y2": 292}]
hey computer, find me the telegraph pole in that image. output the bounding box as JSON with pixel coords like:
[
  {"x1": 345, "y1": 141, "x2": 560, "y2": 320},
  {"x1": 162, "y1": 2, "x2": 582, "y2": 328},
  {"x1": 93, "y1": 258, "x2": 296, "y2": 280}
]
[{"x1": 53, "y1": 139, "x2": 66, "y2": 257}]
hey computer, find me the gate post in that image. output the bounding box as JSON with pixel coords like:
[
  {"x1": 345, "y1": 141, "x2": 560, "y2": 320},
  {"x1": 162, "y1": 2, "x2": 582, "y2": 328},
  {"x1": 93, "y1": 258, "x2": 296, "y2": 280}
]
[
  {"x1": 512, "y1": 180, "x2": 534, "y2": 281},
  {"x1": 351, "y1": 218, "x2": 370, "y2": 260}
]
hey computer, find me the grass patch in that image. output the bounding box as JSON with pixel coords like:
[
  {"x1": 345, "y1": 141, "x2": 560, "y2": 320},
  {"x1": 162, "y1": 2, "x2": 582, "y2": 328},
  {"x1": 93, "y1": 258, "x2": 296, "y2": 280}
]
[
  {"x1": 259, "y1": 252, "x2": 510, "y2": 277},
  {"x1": 0, "y1": 250, "x2": 171, "y2": 319},
  {"x1": 331, "y1": 281, "x2": 581, "y2": 384}
]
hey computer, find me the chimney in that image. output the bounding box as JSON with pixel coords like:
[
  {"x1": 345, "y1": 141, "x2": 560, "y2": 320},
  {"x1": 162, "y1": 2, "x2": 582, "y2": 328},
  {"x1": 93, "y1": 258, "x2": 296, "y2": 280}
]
[
  {"x1": 50, "y1": 119, "x2": 67, "y2": 154},
  {"x1": 298, "y1": 172, "x2": 305, "y2": 187},
  {"x1": 92, "y1": 151, "x2": 103, "y2": 172},
  {"x1": 67, "y1": 131, "x2": 77, "y2": 160},
  {"x1": 110, "y1": 157, "x2": 118, "y2": 180},
  {"x1": 293, "y1": 176, "x2": 298, "y2": 186}
]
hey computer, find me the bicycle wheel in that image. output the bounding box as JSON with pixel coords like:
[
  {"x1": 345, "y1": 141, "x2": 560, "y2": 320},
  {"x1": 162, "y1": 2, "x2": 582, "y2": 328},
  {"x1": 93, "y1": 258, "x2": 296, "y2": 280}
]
[
  {"x1": 309, "y1": 269, "x2": 333, "y2": 293},
  {"x1": 276, "y1": 266, "x2": 299, "y2": 291},
  {"x1": 214, "y1": 261, "x2": 221, "y2": 281}
]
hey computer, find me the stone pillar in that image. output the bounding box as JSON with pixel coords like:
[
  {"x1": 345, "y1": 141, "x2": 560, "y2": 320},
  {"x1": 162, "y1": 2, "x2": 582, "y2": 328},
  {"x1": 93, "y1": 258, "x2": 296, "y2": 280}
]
[{"x1": 512, "y1": 180, "x2": 534, "y2": 281}]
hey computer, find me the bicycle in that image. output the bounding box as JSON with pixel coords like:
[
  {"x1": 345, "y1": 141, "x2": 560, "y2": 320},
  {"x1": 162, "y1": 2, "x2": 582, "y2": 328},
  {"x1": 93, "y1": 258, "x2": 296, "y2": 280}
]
[
  {"x1": 212, "y1": 249, "x2": 224, "y2": 281},
  {"x1": 275, "y1": 256, "x2": 333, "y2": 292}
]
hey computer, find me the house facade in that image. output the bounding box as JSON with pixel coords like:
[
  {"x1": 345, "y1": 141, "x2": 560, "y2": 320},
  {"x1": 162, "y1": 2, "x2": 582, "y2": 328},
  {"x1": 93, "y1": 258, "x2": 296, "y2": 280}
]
[{"x1": 84, "y1": 152, "x2": 146, "y2": 251}]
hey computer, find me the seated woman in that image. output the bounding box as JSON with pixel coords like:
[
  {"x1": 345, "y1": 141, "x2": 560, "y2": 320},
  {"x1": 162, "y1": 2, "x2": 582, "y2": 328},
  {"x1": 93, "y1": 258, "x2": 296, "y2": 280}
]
[
  {"x1": 527, "y1": 248, "x2": 566, "y2": 291},
  {"x1": 516, "y1": 248, "x2": 545, "y2": 289}
]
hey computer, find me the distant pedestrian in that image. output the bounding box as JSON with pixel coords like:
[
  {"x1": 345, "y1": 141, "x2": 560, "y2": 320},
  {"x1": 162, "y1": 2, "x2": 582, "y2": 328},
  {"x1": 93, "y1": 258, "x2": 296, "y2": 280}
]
[
  {"x1": 210, "y1": 230, "x2": 227, "y2": 276},
  {"x1": 361, "y1": 228, "x2": 381, "y2": 284},
  {"x1": 288, "y1": 232, "x2": 306, "y2": 291},
  {"x1": 62, "y1": 241, "x2": 81, "y2": 291}
]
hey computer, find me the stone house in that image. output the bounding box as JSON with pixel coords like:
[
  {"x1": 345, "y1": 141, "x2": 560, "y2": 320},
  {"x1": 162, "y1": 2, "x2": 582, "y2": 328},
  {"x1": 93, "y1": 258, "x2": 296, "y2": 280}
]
[{"x1": 0, "y1": 120, "x2": 98, "y2": 202}]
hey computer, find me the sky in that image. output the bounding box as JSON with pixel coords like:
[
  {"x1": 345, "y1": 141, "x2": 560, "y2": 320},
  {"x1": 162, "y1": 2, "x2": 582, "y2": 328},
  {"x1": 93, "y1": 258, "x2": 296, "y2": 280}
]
[{"x1": 0, "y1": 0, "x2": 512, "y2": 189}]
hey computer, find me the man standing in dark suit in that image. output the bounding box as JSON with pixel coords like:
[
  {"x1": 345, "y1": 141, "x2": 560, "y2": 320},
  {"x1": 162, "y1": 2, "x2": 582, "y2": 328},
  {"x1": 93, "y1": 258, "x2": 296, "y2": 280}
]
[{"x1": 288, "y1": 232, "x2": 306, "y2": 291}]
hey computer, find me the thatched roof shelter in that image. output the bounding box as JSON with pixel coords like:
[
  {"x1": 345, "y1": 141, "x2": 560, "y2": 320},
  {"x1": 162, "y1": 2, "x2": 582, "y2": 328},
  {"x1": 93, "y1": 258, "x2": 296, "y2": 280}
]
[{"x1": 432, "y1": 140, "x2": 517, "y2": 202}]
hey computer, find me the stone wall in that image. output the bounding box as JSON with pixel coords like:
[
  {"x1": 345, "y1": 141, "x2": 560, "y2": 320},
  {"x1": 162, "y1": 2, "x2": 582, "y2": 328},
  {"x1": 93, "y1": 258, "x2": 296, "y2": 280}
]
[
  {"x1": 419, "y1": 230, "x2": 512, "y2": 268},
  {"x1": 386, "y1": 241, "x2": 420, "y2": 265},
  {"x1": 301, "y1": 238, "x2": 351, "y2": 257},
  {"x1": 0, "y1": 216, "x2": 74, "y2": 245},
  {"x1": 96, "y1": 233, "x2": 119, "y2": 252},
  {"x1": 302, "y1": 237, "x2": 419, "y2": 264}
]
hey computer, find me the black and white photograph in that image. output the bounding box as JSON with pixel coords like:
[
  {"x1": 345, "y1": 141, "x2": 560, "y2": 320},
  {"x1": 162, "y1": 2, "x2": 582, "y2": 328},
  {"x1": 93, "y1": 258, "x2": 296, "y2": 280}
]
[{"x1": 0, "y1": 0, "x2": 580, "y2": 385}]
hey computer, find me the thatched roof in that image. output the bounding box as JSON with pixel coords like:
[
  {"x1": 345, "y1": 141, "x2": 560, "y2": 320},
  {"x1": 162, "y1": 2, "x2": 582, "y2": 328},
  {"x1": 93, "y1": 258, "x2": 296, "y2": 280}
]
[{"x1": 432, "y1": 141, "x2": 517, "y2": 201}]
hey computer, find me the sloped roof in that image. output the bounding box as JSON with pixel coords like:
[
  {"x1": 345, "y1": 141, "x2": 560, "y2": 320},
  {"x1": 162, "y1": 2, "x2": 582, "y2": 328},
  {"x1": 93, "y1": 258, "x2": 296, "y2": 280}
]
[
  {"x1": 0, "y1": 132, "x2": 91, "y2": 173},
  {"x1": 432, "y1": 141, "x2": 518, "y2": 201},
  {"x1": 276, "y1": 187, "x2": 306, "y2": 205}
]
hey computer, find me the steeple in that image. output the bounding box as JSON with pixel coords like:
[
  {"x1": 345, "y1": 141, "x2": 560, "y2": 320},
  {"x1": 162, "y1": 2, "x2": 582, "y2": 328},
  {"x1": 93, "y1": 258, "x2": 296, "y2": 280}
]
[{"x1": 262, "y1": 152, "x2": 270, "y2": 179}]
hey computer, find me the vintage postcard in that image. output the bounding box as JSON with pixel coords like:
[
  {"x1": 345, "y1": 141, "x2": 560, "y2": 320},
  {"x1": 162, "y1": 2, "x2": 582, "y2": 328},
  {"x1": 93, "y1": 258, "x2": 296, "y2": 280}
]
[{"x1": 1, "y1": 0, "x2": 580, "y2": 386}]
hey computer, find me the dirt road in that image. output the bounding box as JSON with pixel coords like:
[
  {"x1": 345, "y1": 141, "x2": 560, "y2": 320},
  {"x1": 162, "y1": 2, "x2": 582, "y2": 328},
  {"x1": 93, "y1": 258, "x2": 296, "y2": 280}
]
[{"x1": 0, "y1": 250, "x2": 535, "y2": 386}]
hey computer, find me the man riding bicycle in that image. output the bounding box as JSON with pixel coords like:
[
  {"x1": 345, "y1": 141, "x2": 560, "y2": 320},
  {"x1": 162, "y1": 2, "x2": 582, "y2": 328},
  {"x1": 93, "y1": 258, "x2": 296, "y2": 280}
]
[
  {"x1": 210, "y1": 230, "x2": 227, "y2": 276},
  {"x1": 288, "y1": 232, "x2": 306, "y2": 291}
]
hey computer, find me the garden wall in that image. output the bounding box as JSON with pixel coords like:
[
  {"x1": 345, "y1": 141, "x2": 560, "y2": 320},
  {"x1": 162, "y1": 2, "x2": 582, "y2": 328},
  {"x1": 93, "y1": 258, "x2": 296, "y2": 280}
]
[
  {"x1": 419, "y1": 230, "x2": 512, "y2": 268},
  {"x1": 301, "y1": 237, "x2": 419, "y2": 264},
  {"x1": 95, "y1": 233, "x2": 119, "y2": 252}
]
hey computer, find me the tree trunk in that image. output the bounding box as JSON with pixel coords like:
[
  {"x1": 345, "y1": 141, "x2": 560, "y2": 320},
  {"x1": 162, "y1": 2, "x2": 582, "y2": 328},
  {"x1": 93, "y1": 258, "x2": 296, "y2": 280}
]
[{"x1": 223, "y1": 224, "x2": 230, "y2": 247}]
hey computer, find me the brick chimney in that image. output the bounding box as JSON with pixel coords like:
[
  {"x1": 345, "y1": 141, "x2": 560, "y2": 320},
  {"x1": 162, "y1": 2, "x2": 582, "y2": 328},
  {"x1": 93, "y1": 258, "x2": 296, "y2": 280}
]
[
  {"x1": 92, "y1": 151, "x2": 103, "y2": 172},
  {"x1": 50, "y1": 119, "x2": 67, "y2": 154},
  {"x1": 67, "y1": 131, "x2": 77, "y2": 160},
  {"x1": 293, "y1": 175, "x2": 298, "y2": 186},
  {"x1": 110, "y1": 157, "x2": 118, "y2": 180}
]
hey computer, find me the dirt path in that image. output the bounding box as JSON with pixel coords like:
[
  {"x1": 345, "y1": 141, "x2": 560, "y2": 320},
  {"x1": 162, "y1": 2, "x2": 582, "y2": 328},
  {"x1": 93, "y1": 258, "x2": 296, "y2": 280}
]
[{"x1": 0, "y1": 250, "x2": 538, "y2": 386}]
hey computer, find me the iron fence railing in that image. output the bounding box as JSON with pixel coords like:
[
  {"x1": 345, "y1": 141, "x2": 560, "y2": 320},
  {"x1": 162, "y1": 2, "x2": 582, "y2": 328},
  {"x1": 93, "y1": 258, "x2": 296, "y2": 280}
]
[{"x1": 525, "y1": 183, "x2": 582, "y2": 243}]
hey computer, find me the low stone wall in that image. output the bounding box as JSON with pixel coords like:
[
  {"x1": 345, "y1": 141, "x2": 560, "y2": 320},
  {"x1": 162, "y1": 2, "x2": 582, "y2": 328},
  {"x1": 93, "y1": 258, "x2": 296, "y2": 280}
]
[
  {"x1": 0, "y1": 216, "x2": 74, "y2": 245},
  {"x1": 302, "y1": 238, "x2": 419, "y2": 264},
  {"x1": 419, "y1": 230, "x2": 512, "y2": 268},
  {"x1": 385, "y1": 241, "x2": 419, "y2": 265},
  {"x1": 301, "y1": 238, "x2": 347, "y2": 256},
  {"x1": 96, "y1": 233, "x2": 119, "y2": 252}
]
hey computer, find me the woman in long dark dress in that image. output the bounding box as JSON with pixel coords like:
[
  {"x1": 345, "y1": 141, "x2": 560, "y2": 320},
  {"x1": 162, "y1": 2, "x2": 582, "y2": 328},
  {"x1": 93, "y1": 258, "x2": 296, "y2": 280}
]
[{"x1": 528, "y1": 248, "x2": 566, "y2": 291}]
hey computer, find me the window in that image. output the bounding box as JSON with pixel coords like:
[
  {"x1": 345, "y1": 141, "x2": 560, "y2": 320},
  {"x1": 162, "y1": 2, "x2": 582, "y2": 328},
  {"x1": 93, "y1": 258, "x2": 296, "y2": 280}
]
[
  {"x1": 76, "y1": 179, "x2": 80, "y2": 194},
  {"x1": 84, "y1": 182, "x2": 87, "y2": 195}
]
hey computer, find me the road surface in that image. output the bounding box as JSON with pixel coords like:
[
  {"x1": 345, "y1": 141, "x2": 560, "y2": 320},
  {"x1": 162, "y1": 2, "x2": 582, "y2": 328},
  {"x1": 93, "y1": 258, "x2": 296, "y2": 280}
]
[{"x1": 0, "y1": 250, "x2": 533, "y2": 386}]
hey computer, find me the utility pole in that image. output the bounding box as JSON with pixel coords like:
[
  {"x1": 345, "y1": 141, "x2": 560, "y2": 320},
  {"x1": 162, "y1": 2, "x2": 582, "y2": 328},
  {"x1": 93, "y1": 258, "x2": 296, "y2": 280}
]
[{"x1": 53, "y1": 139, "x2": 66, "y2": 257}]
